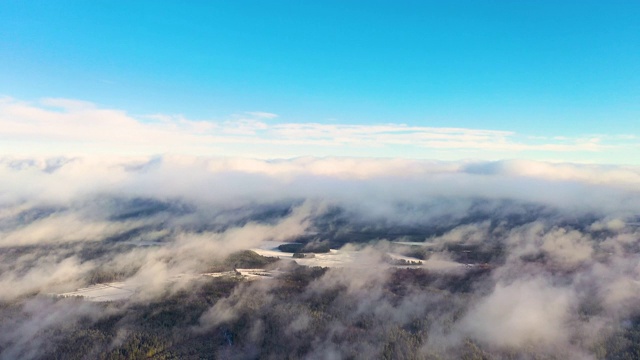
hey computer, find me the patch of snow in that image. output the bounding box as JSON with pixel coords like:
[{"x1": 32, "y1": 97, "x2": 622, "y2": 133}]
[{"x1": 57, "y1": 282, "x2": 136, "y2": 302}]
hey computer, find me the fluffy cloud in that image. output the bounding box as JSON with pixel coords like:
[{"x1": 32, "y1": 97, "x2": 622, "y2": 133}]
[
  {"x1": 1, "y1": 154, "x2": 640, "y2": 358},
  {"x1": 460, "y1": 278, "x2": 574, "y2": 348}
]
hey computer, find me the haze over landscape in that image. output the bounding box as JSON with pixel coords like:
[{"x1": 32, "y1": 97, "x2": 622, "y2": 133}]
[{"x1": 1, "y1": 1, "x2": 640, "y2": 359}]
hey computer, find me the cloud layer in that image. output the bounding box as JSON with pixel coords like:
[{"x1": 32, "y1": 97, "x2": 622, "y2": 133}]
[
  {"x1": 1, "y1": 155, "x2": 640, "y2": 358},
  {"x1": 2, "y1": 96, "x2": 637, "y2": 162}
]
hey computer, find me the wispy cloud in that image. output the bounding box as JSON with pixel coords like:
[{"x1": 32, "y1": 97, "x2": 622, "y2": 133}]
[
  {"x1": 245, "y1": 111, "x2": 278, "y2": 119},
  {"x1": 1, "y1": 96, "x2": 637, "y2": 163}
]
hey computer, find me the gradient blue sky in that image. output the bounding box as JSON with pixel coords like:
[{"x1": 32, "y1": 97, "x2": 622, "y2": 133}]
[{"x1": 1, "y1": 1, "x2": 639, "y2": 162}]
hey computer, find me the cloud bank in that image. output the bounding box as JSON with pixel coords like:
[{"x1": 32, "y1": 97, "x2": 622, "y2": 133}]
[
  {"x1": 0, "y1": 155, "x2": 639, "y2": 357},
  {"x1": 1, "y1": 96, "x2": 638, "y2": 162}
]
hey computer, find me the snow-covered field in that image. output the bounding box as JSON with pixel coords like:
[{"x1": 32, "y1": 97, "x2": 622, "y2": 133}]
[
  {"x1": 56, "y1": 241, "x2": 462, "y2": 302},
  {"x1": 251, "y1": 247, "x2": 355, "y2": 267},
  {"x1": 251, "y1": 241, "x2": 461, "y2": 270},
  {"x1": 236, "y1": 268, "x2": 283, "y2": 279},
  {"x1": 201, "y1": 271, "x2": 239, "y2": 278},
  {"x1": 203, "y1": 268, "x2": 283, "y2": 279},
  {"x1": 57, "y1": 282, "x2": 136, "y2": 302}
]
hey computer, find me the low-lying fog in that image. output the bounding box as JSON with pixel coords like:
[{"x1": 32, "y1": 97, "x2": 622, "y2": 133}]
[{"x1": 1, "y1": 156, "x2": 640, "y2": 359}]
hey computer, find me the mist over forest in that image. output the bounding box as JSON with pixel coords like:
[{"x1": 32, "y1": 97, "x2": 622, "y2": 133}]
[{"x1": 2, "y1": 156, "x2": 640, "y2": 359}]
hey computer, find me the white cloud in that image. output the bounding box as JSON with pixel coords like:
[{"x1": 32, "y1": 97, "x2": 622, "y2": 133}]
[
  {"x1": 1, "y1": 96, "x2": 637, "y2": 162},
  {"x1": 246, "y1": 111, "x2": 278, "y2": 119},
  {"x1": 1, "y1": 151, "x2": 640, "y2": 357},
  {"x1": 460, "y1": 278, "x2": 573, "y2": 348}
]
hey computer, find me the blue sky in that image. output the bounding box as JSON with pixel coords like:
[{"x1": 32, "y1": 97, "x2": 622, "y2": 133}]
[{"x1": 1, "y1": 1, "x2": 639, "y2": 162}]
